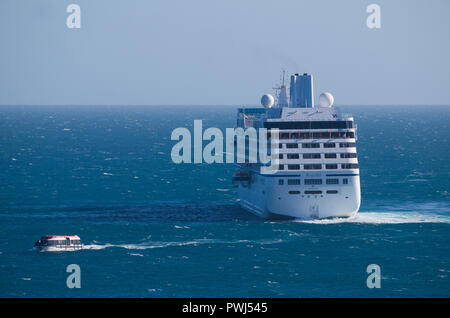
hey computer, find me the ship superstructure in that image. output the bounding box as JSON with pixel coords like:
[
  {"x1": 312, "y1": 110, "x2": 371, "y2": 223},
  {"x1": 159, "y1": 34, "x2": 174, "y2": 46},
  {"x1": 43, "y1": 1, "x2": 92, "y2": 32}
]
[{"x1": 233, "y1": 73, "x2": 361, "y2": 219}]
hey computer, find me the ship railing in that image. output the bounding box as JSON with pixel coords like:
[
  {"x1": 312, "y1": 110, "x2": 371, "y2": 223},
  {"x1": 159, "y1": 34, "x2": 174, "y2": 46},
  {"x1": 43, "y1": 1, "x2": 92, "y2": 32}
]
[{"x1": 53, "y1": 243, "x2": 83, "y2": 248}]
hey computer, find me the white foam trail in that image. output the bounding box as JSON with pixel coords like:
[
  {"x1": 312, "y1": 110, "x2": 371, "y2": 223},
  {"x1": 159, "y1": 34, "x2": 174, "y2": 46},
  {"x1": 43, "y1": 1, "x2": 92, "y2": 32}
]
[
  {"x1": 83, "y1": 244, "x2": 114, "y2": 250},
  {"x1": 295, "y1": 212, "x2": 450, "y2": 224},
  {"x1": 82, "y1": 238, "x2": 284, "y2": 251},
  {"x1": 81, "y1": 212, "x2": 450, "y2": 252},
  {"x1": 83, "y1": 241, "x2": 202, "y2": 250}
]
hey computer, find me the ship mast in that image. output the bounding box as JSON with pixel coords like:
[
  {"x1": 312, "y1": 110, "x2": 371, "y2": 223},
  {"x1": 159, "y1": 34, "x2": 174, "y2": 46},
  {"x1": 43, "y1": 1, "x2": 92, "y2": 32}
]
[{"x1": 273, "y1": 69, "x2": 289, "y2": 108}]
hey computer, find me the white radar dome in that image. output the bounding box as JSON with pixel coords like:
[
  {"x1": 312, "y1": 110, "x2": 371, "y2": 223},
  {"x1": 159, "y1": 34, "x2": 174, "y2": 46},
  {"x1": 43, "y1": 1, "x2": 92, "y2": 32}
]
[
  {"x1": 261, "y1": 94, "x2": 274, "y2": 108},
  {"x1": 319, "y1": 92, "x2": 334, "y2": 107}
]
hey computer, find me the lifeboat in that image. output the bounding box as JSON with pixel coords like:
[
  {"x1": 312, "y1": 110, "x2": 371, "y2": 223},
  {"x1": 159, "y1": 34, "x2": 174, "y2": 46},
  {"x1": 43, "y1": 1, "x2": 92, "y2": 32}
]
[{"x1": 33, "y1": 235, "x2": 83, "y2": 252}]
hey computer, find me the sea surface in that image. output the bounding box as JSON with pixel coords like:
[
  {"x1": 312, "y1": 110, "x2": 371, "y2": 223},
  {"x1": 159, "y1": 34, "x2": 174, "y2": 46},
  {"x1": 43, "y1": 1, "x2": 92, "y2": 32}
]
[{"x1": 0, "y1": 105, "x2": 449, "y2": 297}]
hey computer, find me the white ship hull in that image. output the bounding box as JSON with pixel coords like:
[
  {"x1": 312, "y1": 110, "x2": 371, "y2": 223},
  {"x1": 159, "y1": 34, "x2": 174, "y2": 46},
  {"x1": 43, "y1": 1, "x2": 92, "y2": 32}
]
[
  {"x1": 33, "y1": 245, "x2": 83, "y2": 252},
  {"x1": 237, "y1": 172, "x2": 360, "y2": 219}
]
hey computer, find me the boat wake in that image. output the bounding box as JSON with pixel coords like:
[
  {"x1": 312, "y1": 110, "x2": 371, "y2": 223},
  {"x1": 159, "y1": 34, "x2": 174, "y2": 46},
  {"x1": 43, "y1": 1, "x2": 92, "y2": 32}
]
[
  {"x1": 295, "y1": 211, "x2": 450, "y2": 224},
  {"x1": 81, "y1": 236, "x2": 291, "y2": 251}
]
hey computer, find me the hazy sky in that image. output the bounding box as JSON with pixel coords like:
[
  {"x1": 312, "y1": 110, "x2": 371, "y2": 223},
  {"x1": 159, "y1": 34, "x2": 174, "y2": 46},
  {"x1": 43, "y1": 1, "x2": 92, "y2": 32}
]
[{"x1": 0, "y1": 0, "x2": 449, "y2": 106}]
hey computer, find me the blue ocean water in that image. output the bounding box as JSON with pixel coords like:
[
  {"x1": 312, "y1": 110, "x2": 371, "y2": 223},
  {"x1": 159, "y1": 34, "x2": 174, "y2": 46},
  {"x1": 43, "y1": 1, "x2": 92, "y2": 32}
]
[{"x1": 0, "y1": 105, "x2": 449, "y2": 297}]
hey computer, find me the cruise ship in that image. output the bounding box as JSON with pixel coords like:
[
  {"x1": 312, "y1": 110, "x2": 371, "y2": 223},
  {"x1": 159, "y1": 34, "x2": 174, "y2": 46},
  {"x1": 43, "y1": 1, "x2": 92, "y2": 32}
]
[{"x1": 232, "y1": 72, "x2": 361, "y2": 219}]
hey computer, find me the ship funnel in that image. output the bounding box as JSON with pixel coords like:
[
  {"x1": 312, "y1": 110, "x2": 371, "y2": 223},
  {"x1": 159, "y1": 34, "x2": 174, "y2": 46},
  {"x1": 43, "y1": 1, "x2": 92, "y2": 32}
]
[{"x1": 289, "y1": 73, "x2": 314, "y2": 108}]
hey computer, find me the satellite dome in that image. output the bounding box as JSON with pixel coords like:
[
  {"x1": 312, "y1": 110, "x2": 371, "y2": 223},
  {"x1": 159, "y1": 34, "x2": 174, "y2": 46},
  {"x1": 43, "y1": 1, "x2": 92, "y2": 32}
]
[
  {"x1": 261, "y1": 94, "x2": 274, "y2": 108},
  {"x1": 318, "y1": 92, "x2": 334, "y2": 107}
]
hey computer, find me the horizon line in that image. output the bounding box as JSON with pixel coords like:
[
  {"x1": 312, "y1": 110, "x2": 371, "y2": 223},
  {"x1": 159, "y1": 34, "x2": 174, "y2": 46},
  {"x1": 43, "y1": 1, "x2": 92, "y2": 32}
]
[{"x1": 0, "y1": 104, "x2": 450, "y2": 107}]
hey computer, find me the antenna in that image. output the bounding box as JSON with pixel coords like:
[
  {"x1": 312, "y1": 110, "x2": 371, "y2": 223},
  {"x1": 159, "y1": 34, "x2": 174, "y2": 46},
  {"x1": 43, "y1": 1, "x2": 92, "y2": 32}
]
[{"x1": 272, "y1": 69, "x2": 289, "y2": 107}]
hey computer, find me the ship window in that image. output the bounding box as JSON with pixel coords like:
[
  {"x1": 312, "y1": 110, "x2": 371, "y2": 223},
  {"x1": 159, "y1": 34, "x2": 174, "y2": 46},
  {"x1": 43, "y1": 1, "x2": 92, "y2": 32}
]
[
  {"x1": 287, "y1": 153, "x2": 299, "y2": 159},
  {"x1": 339, "y1": 142, "x2": 356, "y2": 148},
  {"x1": 303, "y1": 153, "x2": 321, "y2": 159},
  {"x1": 300, "y1": 132, "x2": 311, "y2": 139},
  {"x1": 304, "y1": 190, "x2": 322, "y2": 194},
  {"x1": 304, "y1": 164, "x2": 322, "y2": 170},
  {"x1": 278, "y1": 165, "x2": 284, "y2": 170},
  {"x1": 340, "y1": 153, "x2": 357, "y2": 158},
  {"x1": 289, "y1": 191, "x2": 301, "y2": 195},
  {"x1": 304, "y1": 179, "x2": 322, "y2": 185},
  {"x1": 324, "y1": 153, "x2": 337, "y2": 159},
  {"x1": 280, "y1": 132, "x2": 290, "y2": 139},
  {"x1": 302, "y1": 143, "x2": 320, "y2": 148},
  {"x1": 286, "y1": 143, "x2": 298, "y2": 149},
  {"x1": 324, "y1": 143, "x2": 336, "y2": 148},
  {"x1": 287, "y1": 179, "x2": 301, "y2": 185},
  {"x1": 276, "y1": 154, "x2": 284, "y2": 159},
  {"x1": 264, "y1": 121, "x2": 353, "y2": 130},
  {"x1": 326, "y1": 190, "x2": 338, "y2": 194},
  {"x1": 279, "y1": 143, "x2": 283, "y2": 149},
  {"x1": 325, "y1": 164, "x2": 338, "y2": 169},
  {"x1": 331, "y1": 132, "x2": 345, "y2": 138},
  {"x1": 343, "y1": 178, "x2": 348, "y2": 184},
  {"x1": 278, "y1": 179, "x2": 284, "y2": 185},
  {"x1": 346, "y1": 132, "x2": 355, "y2": 138},
  {"x1": 287, "y1": 164, "x2": 300, "y2": 170},
  {"x1": 341, "y1": 163, "x2": 359, "y2": 169},
  {"x1": 313, "y1": 132, "x2": 331, "y2": 139},
  {"x1": 326, "y1": 179, "x2": 339, "y2": 185}
]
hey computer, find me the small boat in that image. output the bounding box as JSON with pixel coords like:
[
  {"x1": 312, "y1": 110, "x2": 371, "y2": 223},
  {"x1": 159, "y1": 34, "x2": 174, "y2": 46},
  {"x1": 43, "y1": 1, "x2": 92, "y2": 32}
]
[{"x1": 33, "y1": 235, "x2": 83, "y2": 252}]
